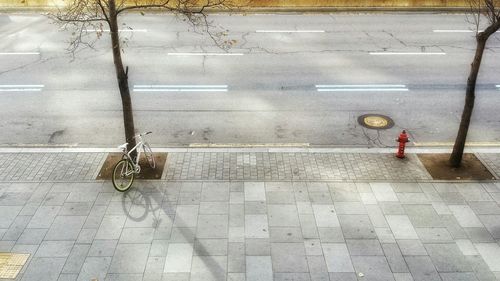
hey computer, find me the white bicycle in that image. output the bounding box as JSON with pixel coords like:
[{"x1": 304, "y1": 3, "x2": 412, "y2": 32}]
[{"x1": 112, "y1": 131, "x2": 155, "y2": 192}]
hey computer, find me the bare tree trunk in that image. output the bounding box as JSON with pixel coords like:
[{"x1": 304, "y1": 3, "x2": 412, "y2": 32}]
[
  {"x1": 449, "y1": 35, "x2": 487, "y2": 167},
  {"x1": 109, "y1": 0, "x2": 137, "y2": 159}
]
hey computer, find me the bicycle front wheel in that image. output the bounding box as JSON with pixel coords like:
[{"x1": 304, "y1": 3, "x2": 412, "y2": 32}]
[
  {"x1": 112, "y1": 159, "x2": 135, "y2": 192},
  {"x1": 143, "y1": 143, "x2": 156, "y2": 169}
]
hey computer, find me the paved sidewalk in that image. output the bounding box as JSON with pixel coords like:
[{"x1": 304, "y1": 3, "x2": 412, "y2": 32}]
[
  {"x1": 2, "y1": 148, "x2": 500, "y2": 182},
  {"x1": 0, "y1": 181, "x2": 500, "y2": 281}
]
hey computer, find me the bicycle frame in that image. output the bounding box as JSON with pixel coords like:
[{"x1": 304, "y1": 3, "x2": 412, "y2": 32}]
[{"x1": 121, "y1": 134, "x2": 147, "y2": 174}]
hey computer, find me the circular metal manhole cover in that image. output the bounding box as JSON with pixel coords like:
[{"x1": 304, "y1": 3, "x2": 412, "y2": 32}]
[{"x1": 358, "y1": 114, "x2": 394, "y2": 130}]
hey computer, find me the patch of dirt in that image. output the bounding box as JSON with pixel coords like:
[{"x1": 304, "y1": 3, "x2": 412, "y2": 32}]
[
  {"x1": 418, "y1": 153, "x2": 495, "y2": 180},
  {"x1": 96, "y1": 152, "x2": 167, "y2": 180}
]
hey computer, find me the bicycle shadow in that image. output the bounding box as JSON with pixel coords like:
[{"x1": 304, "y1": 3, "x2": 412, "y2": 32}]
[{"x1": 120, "y1": 181, "x2": 227, "y2": 279}]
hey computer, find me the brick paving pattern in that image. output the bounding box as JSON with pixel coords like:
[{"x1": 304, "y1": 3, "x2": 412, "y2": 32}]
[
  {"x1": 0, "y1": 181, "x2": 499, "y2": 281},
  {"x1": 164, "y1": 152, "x2": 432, "y2": 181},
  {"x1": 0, "y1": 153, "x2": 107, "y2": 182},
  {"x1": 478, "y1": 153, "x2": 500, "y2": 179}
]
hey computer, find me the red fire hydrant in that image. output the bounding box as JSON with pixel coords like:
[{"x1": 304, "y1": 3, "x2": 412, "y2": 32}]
[{"x1": 396, "y1": 130, "x2": 410, "y2": 159}]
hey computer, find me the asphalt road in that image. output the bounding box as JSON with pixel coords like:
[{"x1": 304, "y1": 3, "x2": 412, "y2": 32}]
[{"x1": 0, "y1": 12, "x2": 499, "y2": 147}]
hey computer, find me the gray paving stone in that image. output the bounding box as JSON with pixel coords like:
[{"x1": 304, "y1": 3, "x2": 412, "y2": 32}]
[
  {"x1": 269, "y1": 227, "x2": 303, "y2": 242},
  {"x1": 375, "y1": 227, "x2": 396, "y2": 243},
  {"x1": 450, "y1": 205, "x2": 484, "y2": 228},
  {"x1": 346, "y1": 239, "x2": 383, "y2": 256},
  {"x1": 268, "y1": 205, "x2": 300, "y2": 227},
  {"x1": 328, "y1": 272, "x2": 357, "y2": 281},
  {"x1": 474, "y1": 243, "x2": 500, "y2": 272},
  {"x1": 322, "y1": 243, "x2": 354, "y2": 272},
  {"x1": 173, "y1": 205, "x2": 199, "y2": 228},
  {"x1": 334, "y1": 202, "x2": 366, "y2": 214},
  {"x1": 245, "y1": 214, "x2": 269, "y2": 239},
  {"x1": 88, "y1": 239, "x2": 118, "y2": 256},
  {"x1": 365, "y1": 205, "x2": 389, "y2": 227},
  {"x1": 338, "y1": 215, "x2": 376, "y2": 239},
  {"x1": 271, "y1": 242, "x2": 308, "y2": 273},
  {"x1": 194, "y1": 239, "x2": 228, "y2": 256},
  {"x1": 76, "y1": 228, "x2": 97, "y2": 244},
  {"x1": 199, "y1": 202, "x2": 229, "y2": 214},
  {"x1": 397, "y1": 239, "x2": 428, "y2": 256},
  {"x1": 424, "y1": 243, "x2": 472, "y2": 272},
  {"x1": 119, "y1": 227, "x2": 155, "y2": 243},
  {"x1": 77, "y1": 256, "x2": 112, "y2": 281},
  {"x1": 469, "y1": 202, "x2": 500, "y2": 215},
  {"x1": 26, "y1": 206, "x2": 60, "y2": 228},
  {"x1": 379, "y1": 202, "x2": 406, "y2": 215},
  {"x1": 478, "y1": 215, "x2": 500, "y2": 239},
  {"x1": 228, "y1": 242, "x2": 245, "y2": 272},
  {"x1": 164, "y1": 243, "x2": 193, "y2": 273},
  {"x1": 312, "y1": 205, "x2": 339, "y2": 227},
  {"x1": 274, "y1": 273, "x2": 311, "y2": 281},
  {"x1": 393, "y1": 273, "x2": 414, "y2": 281},
  {"x1": 190, "y1": 256, "x2": 227, "y2": 281},
  {"x1": 36, "y1": 240, "x2": 74, "y2": 257},
  {"x1": 351, "y1": 256, "x2": 395, "y2": 281},
  {"x1": 415, "y1": 227, "x2": 453, "y2": 242},
  {"x1": 3, "y1": 215, "x2": 31, "y2": 241},
  {"x1": 317, "y1": 227, "x2": 345, "y2": 242},
  {"x1": 405, "y1": 256, "x2": 441, "y2": 281},
  {"x1": 45, "y1": 216, "x2": 86, "y2": 240},
  {"x1": 245, "y1": 201, "x2": 267, "y2": 214},
  {"x1": 201, "y1": 182, "x2": 229, "y2": 202},
  {"x1": 62, "y1": 244, "x2": 91, "y2": 274},
  {"x1": 245, "y1": 182, "x2": 266, "y2": 201},
  {"x1": 108, "y1": 243, "x2": 151, "y2": 273},
  {"x1": 386, "y1": 215, "x2": 418, "y2": 240},
  {"x1": 196, "y1": 214, "x2": 228, "y2": 238},
  {"x1": 42, "y1": 192, "x2": 69, "y2": 206},
  {"x1": 383, "y1": 243, "x2": 409, "y2": 273},
  {"x1": 246, "y1": 256, "x2": 273, "y2": 281},
  {"x1": 59, "y1": 202, "x2": 92, "y2": 216},
  {"x1": 95, "y1": 215, "x2": 126, "y2": 240},
  {"x1": 21, "y1": 257, "x2": 66, "y2": 281},
  {"x1": 440, "y1": 272, "x2": 479, "y2": 281},
  {"x1": 370, "y1": 183, "x2": 399, "y2": 202},
  {"x1": 404, "y1": 205, "x2": 443, "y2": 227},
  {"x1": 298, "y1": 214, "x2": 319, "y2": 239},
  {"x1": 17, "y1": 228, "x2": 48, "y2": 244},
  {"x1": 246, "y1": 238, "x2": 271, "y2": 256},
  {"x1": 465, "y1": 227, "x2": 495, "y2": 242},
  {"x1": 307, "y1": 255, "x2": 329, "y2": 281}
]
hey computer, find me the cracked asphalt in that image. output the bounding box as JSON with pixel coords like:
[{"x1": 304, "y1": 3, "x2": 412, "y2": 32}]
[{"x1": 0, "y1": 12, "x2": 499, "y2": 147}]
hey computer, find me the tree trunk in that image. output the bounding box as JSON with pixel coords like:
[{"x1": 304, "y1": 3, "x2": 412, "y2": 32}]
[
  {"x1": 449, "y1": 35, "x2": 487, "y2": 167},
  {"x1": 108, "y1": 0, "x2": 137, "y2": 159}
]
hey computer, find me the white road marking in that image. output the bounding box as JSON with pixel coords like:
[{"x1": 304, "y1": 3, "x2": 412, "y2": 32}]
[
  {"x1": 433, "y1": 30, "x2": 474, "y2": 33},
  {"x1": 133, "y1": 85, "x2": 228, "y2": 92},
  {"x1": 255, "y1": 30, "x2": 325, "y2": 33},
  {"x1": 496, "y1": 85, "x2": 500, "y2": 87},
  {"x1": 317, "y1": 88, "x2": 409, "y2": 92},
  {"x1": 167, "y1": 53, "x2": 244, "y2": 56},
  {"x1": 0, "y1": 52, "x2": 40, "y2": 55},
  {"x1": 85, "y1": 29, "x2": 147, "y2": 32},
  {"x1": 315, "y1": 84, "x2": 408, "y2": 92},
  {"x1": 0, "y1": 85, "x2": 44, "y2": 92},
  {"x1": 370, "y1": 52, "x2": 446, "y2": 55},
  {"x1": 316, "y1": 84, "x2": 406, "y2": 88}
]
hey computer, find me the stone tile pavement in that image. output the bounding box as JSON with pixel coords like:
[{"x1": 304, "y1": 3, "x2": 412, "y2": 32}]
[
  {"x1": 163, "y1": 153, "x2": 432, "y2": 181},
  {"x1": 0, "y1": 153, "x2": 107, "y2": 182},
  {"x1": 0, "y1": 151, "x2": 434, "y2": 182},
  {"x1": 0, "y1": 180, "x2": 500, "y2": 281}
]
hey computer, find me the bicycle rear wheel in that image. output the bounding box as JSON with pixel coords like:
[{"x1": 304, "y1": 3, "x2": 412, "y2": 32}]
[
  {"x1": 112, "y1": 159, "x2": 135, "y2": 192},
  {"x1": 143, "y1": 143, "x2": 156, "y2": 169}
]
